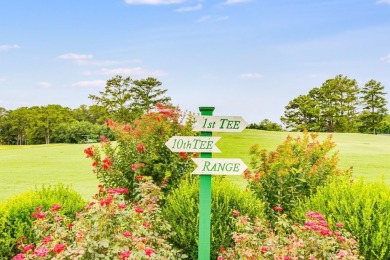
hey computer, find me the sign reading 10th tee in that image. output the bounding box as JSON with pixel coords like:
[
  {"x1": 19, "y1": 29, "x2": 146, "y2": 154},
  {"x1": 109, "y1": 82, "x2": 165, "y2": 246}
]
[{"x1": 165, "y1": 115, "x2": 248, "y2": 176}]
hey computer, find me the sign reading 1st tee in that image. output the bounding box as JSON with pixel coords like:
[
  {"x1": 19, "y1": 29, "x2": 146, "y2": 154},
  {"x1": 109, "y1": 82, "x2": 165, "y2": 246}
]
[{"x1": 193, "y1": 115, "x2": 248, "y2": 132}]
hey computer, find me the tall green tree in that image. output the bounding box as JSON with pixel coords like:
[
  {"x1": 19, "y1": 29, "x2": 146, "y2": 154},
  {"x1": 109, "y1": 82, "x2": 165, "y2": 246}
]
[
  {"x1": 360, "y1": 80, "x2": 388, "y2": 134},
  {"x1": 281, "y1": 93, "x2": 320, "y2": 131},
  {"x1": 132, "y1": 77, "x2": 171, "y2": 118},
  {"x1": 89, "y1": 75, "x2": 134, "y2": 122},
  {"x1": 89, "y1": 75, "x2": 171, "y2": 123},
  {"x1": 318, "y1": 75, "x2": 359, "y2": 132}
]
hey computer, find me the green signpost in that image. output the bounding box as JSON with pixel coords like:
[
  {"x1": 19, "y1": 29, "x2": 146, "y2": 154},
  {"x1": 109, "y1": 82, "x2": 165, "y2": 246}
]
[
  {"x1": 198, "y1": 107, "x2": 214, "y2": 260},
  {"x1": 165, "y1": 106, "x2": 248, "y2": 260}
]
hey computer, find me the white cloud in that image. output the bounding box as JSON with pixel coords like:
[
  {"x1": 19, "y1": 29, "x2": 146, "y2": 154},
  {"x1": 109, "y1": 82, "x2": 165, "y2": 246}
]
[
  {"x1": 0, "y1": 44, "x2": 20, "y2": 51},
  {"x1": 0, "y1": 77, "x2": 6, "y2": 82},
  {"x1": 377, "y1": 0, "x2": 390, "y2": 4},
  {"x1": 124, "y1": 0, "x2": 185, "y2": 4},
  {"x1": 224, "y1": 0, "x2": 252, "y2": 5},
  {"x1": 72, "y1": 80, "x2": 106, "y2": 88},
  {"x1": 58, "y1": 53, "x2": 93, "y2": 60},
  {"x1": 97, "y1": 67, "x2": 167, "y2": 78},
  {"x1": 175, "y1": 3, "x2": 202, "y2": 12},
  {"x1": 381, "y1": 54, "x2": 390, "y2": 63},
  {"x1": 37, "y1": 81, "x2": 51, "y2": 88},
  {"x1": 240, "y1": 73, "x2": 264, "y2": 79}
]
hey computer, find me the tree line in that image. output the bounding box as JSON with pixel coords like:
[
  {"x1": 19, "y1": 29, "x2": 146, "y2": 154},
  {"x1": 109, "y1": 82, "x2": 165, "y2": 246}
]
[
  {"x1": 1, "y1": 74, "x2": 389, "y2": 145},
  {"x1": 281, "y1": 75, "x2": 389, "y2": 134},
  {"x1": 0, "y1": 75, "x2": 171, "y2": 145}
]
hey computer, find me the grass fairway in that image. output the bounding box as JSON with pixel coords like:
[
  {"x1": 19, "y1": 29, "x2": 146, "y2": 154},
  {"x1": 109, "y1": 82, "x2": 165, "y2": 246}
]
[
  {"x1": 1, "y1": 130, "x2": 389, "y2": 202},
  {"x1": 0, "y1": 143, "x2": 98, "y2": 202},
  {"x1": 215, "y1": 130, "x2": 390, "y2": 187}
]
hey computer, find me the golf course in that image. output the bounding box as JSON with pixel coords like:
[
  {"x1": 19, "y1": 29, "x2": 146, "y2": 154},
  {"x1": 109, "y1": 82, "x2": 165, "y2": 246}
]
[{"x1": 1, "y1": 129, "x2": 389, "y2": 202}]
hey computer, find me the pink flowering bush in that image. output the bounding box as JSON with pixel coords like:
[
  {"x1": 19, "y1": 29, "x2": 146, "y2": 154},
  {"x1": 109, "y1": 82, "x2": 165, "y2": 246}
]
[
  {"x1": 14, "y1": 180, "x2": 186, "y2": 259},
  {"x1": 85, "y1": 103, "x2": 196, "y2": 199},
  {"x1": 217, "y1": 210, "x2": 362, "y2": 260}
]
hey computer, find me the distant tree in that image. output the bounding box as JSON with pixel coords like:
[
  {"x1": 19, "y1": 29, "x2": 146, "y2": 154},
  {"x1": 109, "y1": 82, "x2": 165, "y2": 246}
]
[
  {"x1": 28, "y1": 105, "x2": 75, "y2": 144},
  {"x1": 248, "y1": 119, "x2": 283, "y2": 131},
  {"x1": 89, "y1": 75, "x2": 171, "y2": 123},
  {"x1": 89, "y1": 75, "x2": 134, "y2": 123},
  {"x1": 359, "y1": 80, "x2": 388, "y2": 134},
  {"x1": 7, "y1": 107, "x2": 30, "y2": 145},
  {"x1": 72, "y1": 104, "x2": 108, "y2": 124},
  {"x1": 131, "y1": 77, "x2": 171, "y2": 118},
  {"x1": 318, "y1": 75, "x2": 360, "y2": 132},
  {"x1": 0, "y1": 107, "x2": 8, "y2": 144},
  {"x1": 281, "y1": 75, "x2": 360, "y2": 132},
  {"x1": 281, "y1": 94, "x2": 319, "y2": 131}
]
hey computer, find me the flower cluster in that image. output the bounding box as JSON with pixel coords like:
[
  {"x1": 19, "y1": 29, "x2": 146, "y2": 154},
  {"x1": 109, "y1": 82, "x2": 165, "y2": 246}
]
[
  {"x1": 85, "y1": 103, "x2": 196, "y2": 200},
  {"x1": 14, "y1": 181, "x2": 186, "y2": 259},
  {"x1": 217, "y1": 211, "x2": 362, "y2": 260}
]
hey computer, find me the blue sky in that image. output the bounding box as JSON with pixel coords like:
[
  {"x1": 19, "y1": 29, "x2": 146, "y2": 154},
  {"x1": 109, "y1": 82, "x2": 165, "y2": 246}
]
[{"x1": 1, "y1": 0, "x2": 390, "y2": 124}]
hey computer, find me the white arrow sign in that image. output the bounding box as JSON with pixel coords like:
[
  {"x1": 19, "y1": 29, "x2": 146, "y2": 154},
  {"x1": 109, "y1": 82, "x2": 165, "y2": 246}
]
[
  {"x1": 192, "y1": 158, "x2": 248, "y2": 175},
  {"x1": 193, "y1": 116, "x2": 248, "y2": 132},
  {"x1": 165, "y1": 136, "x2": 221, "y2": 153}
]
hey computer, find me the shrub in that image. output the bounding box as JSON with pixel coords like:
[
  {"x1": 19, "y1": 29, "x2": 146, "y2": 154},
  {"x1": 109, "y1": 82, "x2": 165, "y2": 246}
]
[
  {"x1": 13, "y1": 180, "x2": 186, "y2": 259},
  {"x1": 85, "y1": 104, "x2": 196, "y2": 200},
  {"x1": 218, "y1": 211, "x2": 362, "y2": 259},
  {"x1": 244, "y1": 131, "x2": 351, "y2": 219},
  {"x1": 0, "y1": 184, "x2": 85, "y2": 259},
  {"x1": 294, "y1": 177, "x2": 390, "y2": 260},
  {"x1": 162, "y1": 176, "x2": 265, "y2": 260}
]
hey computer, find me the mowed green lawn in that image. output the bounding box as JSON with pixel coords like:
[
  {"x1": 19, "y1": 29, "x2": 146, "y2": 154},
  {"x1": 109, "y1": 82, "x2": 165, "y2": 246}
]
[{"x1": 1, "y1": 130, "x2": 389, "y2": 202}]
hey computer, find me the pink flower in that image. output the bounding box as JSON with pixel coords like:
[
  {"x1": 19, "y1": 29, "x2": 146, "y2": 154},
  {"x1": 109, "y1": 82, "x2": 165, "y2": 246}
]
[
  {"x1": 273, "y1": 205, "x2": 283, "y2": 212},
  {"x1": 120, "y1": 250, "x2": 131, "y2": 259},
  {"x1": 136, "y1": 143, "x2": 145, "y2": 153},
  {"x1": 54, "y1": 216, "x2": 62, "y2": 222},
  {"x1": 31, "y1": 212, "x2": 47, "y2": 219},
  {"x1": 217, "y1": 257, "x2": 225, "y2": 260},
  {"x1": 100, "y1": 135, "x2": 110, "y2": 142},
  {"x1": 232, "y1": 210, "x2": 240, "y2": 216},
  {"x1": 102, "y1": 157, "x2": 112, "y2": 170},
  {"x1": 84, "y1": 146, "x2": 94, "y2": 158},
  {"x1": 123, "y1": 231, "x2": 132, "y2": 238},
  {"x1": 260, "y1": 246, "x2": 268, "y2": 252},
  {"x1": 23, "y1": 244, "x2": 34, "y2": 253},
  {"x1": 143, "y1": 222, "x2": 151, "y2": 228},
  {"x1": 35, "y1": 206, "x2": 43, "y2": 211},
  {"x1": 135, "y1": 206, "x2": 144, "y2": 213},
  {"x1": 53, "y1": 243, "x2": 66, "y2": 254},
  {"x1": 51, "y1": 204, "x2": 62, "y2": 211},
  {"x1": 123, "y1": 125, "x2": 132, "y2": 132},
  {"x1": 336, "y1": 222, "x2": 344, "y2": 228},
  {"x1": 34, "y1": 246, "x2": 49, "y2": 258},
  {"x1": 337, "y1": 236, "x2": 346, "y2": 242},
  {"x1": 13, "y1": 254, "x2": 25, "y2": 260},
  {"x1": 118, "y1": 203, "x2": 127, "y2": 209},
  {"x1": 145, "y1": 247, "x2": 155, "y2": 257},
  {"x1": 336, "y1": 251, "x2": 346, "y2": 258},
  {"x1": 42, "y1": 236, "x2": 53, "y2": 244}
]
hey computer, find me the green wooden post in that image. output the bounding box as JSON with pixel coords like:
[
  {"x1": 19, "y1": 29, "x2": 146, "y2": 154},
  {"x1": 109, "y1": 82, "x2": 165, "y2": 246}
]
[{"x1": 198, "y1": 106, "x2": 214, "y2": 260}]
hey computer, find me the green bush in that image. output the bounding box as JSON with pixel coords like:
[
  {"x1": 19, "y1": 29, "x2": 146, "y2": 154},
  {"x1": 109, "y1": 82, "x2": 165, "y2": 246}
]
[
  {"x1": 218, "y1": 211, "x2": 361, "y2": 259},
  {"x1": 294, "y1": 177, "x2": 390, "y2": 260},
  {"x1": 244, "y1": 131, "x2": 351, "y2": 219},
  {"x1": 0, "y1": 184, "x2": 85, "y2": 259},
  {"x1": 162, "y1": 176, "x2": 265, "y2": 260},
  {"x1": 13, "y1": 181, "x2": 185, "y2": 259},
  {"x1": 86, "y1": 104, "x2": 196, "y2": 200}
]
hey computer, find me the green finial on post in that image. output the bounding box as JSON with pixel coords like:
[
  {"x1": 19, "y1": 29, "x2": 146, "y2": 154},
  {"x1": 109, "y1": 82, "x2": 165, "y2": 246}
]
[{"x1": 198, "y1": 106, "x2": 214, "y2": 260}]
